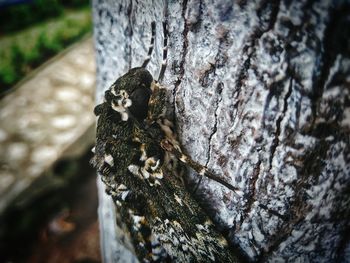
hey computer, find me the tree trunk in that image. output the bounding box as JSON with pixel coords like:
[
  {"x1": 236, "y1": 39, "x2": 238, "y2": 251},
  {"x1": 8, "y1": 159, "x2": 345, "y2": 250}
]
[{"x1": 93, "y1": 0, "x2": 350, "y2": 262}]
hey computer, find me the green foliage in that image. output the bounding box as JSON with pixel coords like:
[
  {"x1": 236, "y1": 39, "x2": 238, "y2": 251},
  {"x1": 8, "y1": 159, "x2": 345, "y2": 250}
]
[
  {"x1": 0, "y1": 0, "x2": 63, "y2": 34},
  {"x1": 0, "y1": 0, "x2": 90, "y2": 34},
  {"x1": 0, "y1": 9, "x2": 92, "y2": 94}
]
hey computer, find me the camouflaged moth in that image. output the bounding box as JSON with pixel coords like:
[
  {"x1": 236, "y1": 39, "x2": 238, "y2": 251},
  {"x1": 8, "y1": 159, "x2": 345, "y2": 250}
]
[{"x1": 91, "y1": 21, "x2": 240, "y2": 262}]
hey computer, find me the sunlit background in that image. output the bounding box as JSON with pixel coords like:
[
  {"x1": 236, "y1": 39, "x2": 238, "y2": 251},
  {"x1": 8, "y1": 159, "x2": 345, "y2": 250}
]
[{"x1": 0, "y1": 0, "x2": 100, "y2": 262}]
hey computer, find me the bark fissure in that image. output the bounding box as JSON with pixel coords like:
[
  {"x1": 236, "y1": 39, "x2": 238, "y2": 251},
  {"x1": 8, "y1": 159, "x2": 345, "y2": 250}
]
[
  {"x1": 259, "y1": 138, "x2": 331, "y2": 260},
  {"x1": 243, "y1": 160, "x2": 262, "y2": 219},
  {"x1": 127, "y1": 0, "x2": 133, "y2": 69},
  {"x1": 172, "y1": 0, "x2": 189, "y2": 113},
  {"x1": 232, "y1": 0, "x2": 281, "y2": 227},
  {"x1": 204, "y1": 28, "x2": 232, "y2": 167},
  {"x1": 263, "y1": 6, "x2": 350, "y2": 259},
  {"x1": 205, "y1": 82, "x2": 223, "y2": 168},
  {"x1": 268, "y1": 77, "x2": 293, "y2": 170},
  {"x1": 234, "y1": 0, "x2": 280, "y2": 94}
]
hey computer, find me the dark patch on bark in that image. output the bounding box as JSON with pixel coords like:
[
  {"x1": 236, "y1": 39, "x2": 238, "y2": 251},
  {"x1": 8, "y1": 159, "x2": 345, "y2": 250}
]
[
  {"x1": 336, "y1": 216, "x2": 350, "y2": 262},
  {"x1": 199, "y1": 63, "x2": 216, "y2": 88},
  {"x1": 310, "y1": 4, "x2": 350, "y2": 124},
  {"x1": 217, "y1": 155, "x2": 228, "y2": 167},
  {"x1": 243, "y1": 160, "x2": 261, "y2": 219},
  {"x1": 237, "y1": 0, "x2": 247, "y2": 9},
  {"x1": 188, "y1": 0, "x2": 203, "y2": 33},
  {"x1": 216, "y1": 1, "x2": 233, "y2": 22}
]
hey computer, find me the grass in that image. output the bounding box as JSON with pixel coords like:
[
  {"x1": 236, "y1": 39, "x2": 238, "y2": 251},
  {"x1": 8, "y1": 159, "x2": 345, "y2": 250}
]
[{"x1": 0, "y1": 8, "x2": 92, "y2": 94}]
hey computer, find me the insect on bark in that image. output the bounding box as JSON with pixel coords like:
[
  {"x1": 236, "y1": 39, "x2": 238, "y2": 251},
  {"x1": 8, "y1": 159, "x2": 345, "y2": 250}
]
[{"x1": 91, "y1": 21, "x2": 241, "y2": 262}]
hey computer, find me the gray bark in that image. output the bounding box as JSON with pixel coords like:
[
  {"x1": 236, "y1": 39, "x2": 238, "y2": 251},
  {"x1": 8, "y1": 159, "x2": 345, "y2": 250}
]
[{"x1": 93, "y1": 0, "x2": 350, "y2": 262}]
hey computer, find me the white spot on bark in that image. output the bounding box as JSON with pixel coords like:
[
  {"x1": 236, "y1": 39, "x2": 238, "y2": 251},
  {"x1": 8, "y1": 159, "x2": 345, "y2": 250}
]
[{"x1": 252, "y1": 221, "x2": 265, "y2": 242}]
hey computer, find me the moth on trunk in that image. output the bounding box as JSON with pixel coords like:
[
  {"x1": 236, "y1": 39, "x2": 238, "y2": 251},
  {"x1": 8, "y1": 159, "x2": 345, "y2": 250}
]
[{"x1": 91, "y1": 21, "x2": 240, "y2": 262}]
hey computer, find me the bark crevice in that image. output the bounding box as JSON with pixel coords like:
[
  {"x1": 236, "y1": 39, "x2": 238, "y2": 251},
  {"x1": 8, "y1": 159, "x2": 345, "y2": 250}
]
[
  {"x1": 268, "y1": 76, "x2": 293, "y2": 171},
  {"x1": 126, "y1": 0, "x2": 133, "y2": 69},
  {"x1": 172, "y1": 0, "x2": 189, "y2": 115},
  {"x1": 206, "y1": 82, "x2": 223, "y2": 167}
]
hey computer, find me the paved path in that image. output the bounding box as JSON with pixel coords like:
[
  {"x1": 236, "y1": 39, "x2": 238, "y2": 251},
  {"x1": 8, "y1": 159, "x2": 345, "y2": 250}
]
[{"x1": 0, "y1": 38, "x2": 96, "y2": 213}]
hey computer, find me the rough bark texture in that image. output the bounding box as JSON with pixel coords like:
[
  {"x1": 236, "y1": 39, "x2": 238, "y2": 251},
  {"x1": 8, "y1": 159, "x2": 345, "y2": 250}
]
[{"x1": 93, "y1": 0, "x2": 350, "y2": 262}]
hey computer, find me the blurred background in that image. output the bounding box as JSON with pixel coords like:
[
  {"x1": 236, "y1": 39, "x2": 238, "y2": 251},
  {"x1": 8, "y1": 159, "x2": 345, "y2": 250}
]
[{"x1": 0, "y1": 0, "x2": 101, "y2": 262}]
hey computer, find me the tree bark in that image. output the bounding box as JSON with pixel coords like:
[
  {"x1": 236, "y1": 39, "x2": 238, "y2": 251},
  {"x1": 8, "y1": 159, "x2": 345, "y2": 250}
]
[{"x1": 93, "y1": 0, "x2": 350, "y2": 262}]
